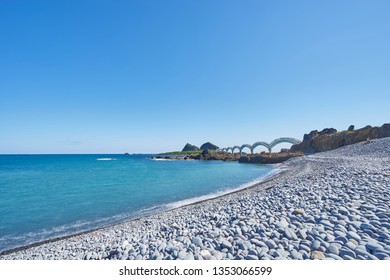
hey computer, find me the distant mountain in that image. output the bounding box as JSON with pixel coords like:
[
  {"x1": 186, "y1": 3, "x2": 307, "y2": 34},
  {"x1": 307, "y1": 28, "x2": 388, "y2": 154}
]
[
  {"x1": 182, "y1": 143, "x2": 200, "y2": 152},
  {"x1": 200, "y1": 142, "x2": 219, "y2": 150}
]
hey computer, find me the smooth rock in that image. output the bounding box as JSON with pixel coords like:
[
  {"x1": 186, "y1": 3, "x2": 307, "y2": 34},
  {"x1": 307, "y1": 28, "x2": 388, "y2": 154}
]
[
  {"x1": 311, "y1": 251, "x2": 325, "y2": 260},
  {"x1": 265, "y1": 240, "x2": 277, "y2": 249},
  {"x1": 346, "y1": 231, "x2": 361, "y2": 241},
  {"x1": 327, "y1": 244, "x2": 339, "y2": 255},
  {"x1": 284, "y1": 227, "x2": 298, "y2": 240},
  {"x1": 220, "y1": 240, "x2": 232, "y2": 249},
  {"x1": 178, "y1": 250, "x2": 188, "y2": 260},
  {"x1": 293, "y1": 209, "x2": 305, "y2": 215},
  {"x1": 192, "y1": 237, "x2": 203, "y2": 247},
  {"x1": 245, "y1": 255, "x2": 259, "y2": 260},
  {"x1": 311, "y1": 240, "x2": 321, "y2": 250},
  {"x1": 340, "y1": 248, "x2": 356, "y2": 259},
  {"x1": 327, "y1": 253, "x2": 343, "y2": 260}
]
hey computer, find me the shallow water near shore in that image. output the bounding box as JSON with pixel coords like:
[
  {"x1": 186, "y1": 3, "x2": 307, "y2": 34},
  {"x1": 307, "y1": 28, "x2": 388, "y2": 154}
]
[{"x1": 0, "y1": 154, "x2": 273, "y2": 252}]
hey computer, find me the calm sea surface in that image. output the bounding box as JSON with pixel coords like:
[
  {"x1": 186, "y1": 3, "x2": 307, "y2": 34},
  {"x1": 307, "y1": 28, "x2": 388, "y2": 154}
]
[{"x1": 0, "y1": 154, "x2": 273, "y2": 252}]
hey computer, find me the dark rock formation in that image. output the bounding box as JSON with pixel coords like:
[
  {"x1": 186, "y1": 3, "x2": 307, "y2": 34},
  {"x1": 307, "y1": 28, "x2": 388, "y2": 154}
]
[
  {"x1": 124, "y1": 152, "x2": 129, "y2": 156},
  {"x1": 189, "y1": 150, "x2": 303, "y2": 164},
  {"x1": 200, "y1": 142, "x2": 219, "y2": 150},
  {"x1": 182, "y1": 143, "x2": 199, "y2": 152},
  {"x1": 348, "y1": 125, "x2": 355, "y2": 131},
  {"x1": 292, "y1": 123, "x2": 390, "y2": 153},
  {"x1": 303, "y1": 128, "x2": 337, "y2": 142},
  {"x1": 239, "y1": 151, "x2": 304, "y2": 164},
  {"x1": 190, "y1": 151, "x2": 240, "y2": 161}
]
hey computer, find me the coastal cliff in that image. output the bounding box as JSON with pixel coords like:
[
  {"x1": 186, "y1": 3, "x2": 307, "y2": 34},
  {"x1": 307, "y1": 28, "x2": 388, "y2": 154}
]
[{"x1": 291, "y1": 123, "x2": 390, "y2": 153}]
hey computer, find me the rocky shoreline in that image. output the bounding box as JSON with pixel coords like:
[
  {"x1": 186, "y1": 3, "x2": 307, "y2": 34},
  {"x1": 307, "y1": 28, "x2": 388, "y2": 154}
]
[
  {"x1": 154, "y1": 150, "x2": 304, "y2": 164},
  {"x1": 1, "y1": 138, "x2": 389, "y2": 260}
]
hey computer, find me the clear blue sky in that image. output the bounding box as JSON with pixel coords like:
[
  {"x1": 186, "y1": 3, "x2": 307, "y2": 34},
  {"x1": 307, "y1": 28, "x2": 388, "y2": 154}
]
[{"x1": 1, "y1": 0, "x2": 389, "y2": 153}]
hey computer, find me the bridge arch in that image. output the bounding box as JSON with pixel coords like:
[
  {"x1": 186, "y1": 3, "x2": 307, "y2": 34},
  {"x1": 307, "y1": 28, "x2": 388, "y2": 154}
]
[
  {"x1": 268, "y1": 137, "x2": 301, "y2": 151},
  {"x1": 226, "y1": 147, "x2": 233, "y2": 153},
  {"x1": 232, "y1": 145, "x2": 241, "y2": 154},
  {"x1": 240, "y1": 144, "x2": 252, "y2": 154},
  {"x1": 251, "y1": 141, "x2": 270, "y2": 153}
]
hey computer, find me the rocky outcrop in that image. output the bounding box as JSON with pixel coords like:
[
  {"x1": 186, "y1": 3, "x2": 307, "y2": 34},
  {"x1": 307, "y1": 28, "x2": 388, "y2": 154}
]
[
  {"x1": 303, "y1": 128, "x2": 337, "y2": 141},
  {"x1": 239, "y1": 151, "x2": 304, "y2": 164},
  {"x1": 190, "y1": 150, "x2": 240, "y2": 161},
  {"x1": 182, "y1": 143, "x2": 199, "y2": 152},
  {"x1": 200, "y1": 142, "x2": 219, "y2": 150},
  {"x1": 291, "y1": 123, "x2": 390, "y2": 153},
  {"x1": 189, "y1": 150, "x2": 304, "y2": 164}
]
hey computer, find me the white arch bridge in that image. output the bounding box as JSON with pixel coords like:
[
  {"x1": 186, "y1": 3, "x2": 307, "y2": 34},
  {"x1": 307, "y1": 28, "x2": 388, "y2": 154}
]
[{"x1": 220, "y1": 137, "x2": 301, "y2": 154}]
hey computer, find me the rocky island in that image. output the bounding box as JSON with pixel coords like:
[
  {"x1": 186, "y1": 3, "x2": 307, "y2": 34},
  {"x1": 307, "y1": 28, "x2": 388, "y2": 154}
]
[{"x1": 160, "y1": 123, "x2": 390, "y2": 164}]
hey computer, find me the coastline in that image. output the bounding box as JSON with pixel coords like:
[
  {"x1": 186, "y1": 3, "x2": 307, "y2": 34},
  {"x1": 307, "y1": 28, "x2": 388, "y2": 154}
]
[
  {"x1": 1, "y1": 138, "x2": 389, "y2": 260},
  {"x1": 0, "y1": 165, "x2": 286, "y2": 256}
]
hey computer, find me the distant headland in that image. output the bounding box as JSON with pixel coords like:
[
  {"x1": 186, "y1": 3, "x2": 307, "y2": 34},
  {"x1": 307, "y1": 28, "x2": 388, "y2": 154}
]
[{"x1": 156, "y1": 123, "x2": 390, "y2": 164}]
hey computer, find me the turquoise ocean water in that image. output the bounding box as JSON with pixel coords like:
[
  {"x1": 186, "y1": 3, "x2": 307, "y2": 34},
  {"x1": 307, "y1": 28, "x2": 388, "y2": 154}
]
[{"x1": 0, "y1": 154, "x2": 274, "y2": 252}]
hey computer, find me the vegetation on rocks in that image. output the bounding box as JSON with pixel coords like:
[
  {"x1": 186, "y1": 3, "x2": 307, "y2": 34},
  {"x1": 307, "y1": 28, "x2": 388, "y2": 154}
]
[{"x1": 292, "y1": 123, "x2": 390, "y2": 153}]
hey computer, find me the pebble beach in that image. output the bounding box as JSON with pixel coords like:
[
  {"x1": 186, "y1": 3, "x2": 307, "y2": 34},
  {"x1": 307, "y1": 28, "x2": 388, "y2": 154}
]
[{"x1": 1, "y1": 137, "x2": 389, "y2": 260}]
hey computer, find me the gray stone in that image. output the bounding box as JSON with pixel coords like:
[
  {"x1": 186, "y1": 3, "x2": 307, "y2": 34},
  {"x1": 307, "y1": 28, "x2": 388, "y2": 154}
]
[
  {"x1": 211, "y1": 250, "x2": 223, "y2": 260},
  {"x1": 335, "y1": 236, "x2": 348, "y2": 244},
  {"x1": 178, "y1": 250, "x2": 188, "y2": 260},
  {"x1": 203, "y1": 254, "x2": 216, "y2": 260},
  {"x1": 299, "y1": 244, "x2": 311, "y2": 253},
  {"x1": 245, "y1": 255, "x2": 259, "y2": 260},
  {"x1": 320, "y1": 220, "x2": 333, "y2": 228},
  {"x1": 183, "y1": 253, "x2": 194, "y2": 260},
  {"x1": 200, "y1": 249, "x2": 211, "y2": 257},
  {"x1": 374, "y1": 252, "x2": 390, "y2": 260},
  {"x1": 311, "y1": 240, "x2": 321, "y2": 250},
  {"x1": 290, "y1": 250, "x2": 303, "y2": 259},
  {"x1": 297, "y1": 229, "x2": 307, "y2": 239},
  {"x1": 334, "y1": 230, "x2": 346, "y2": 238},
  {"x1": 327, "y1": 253, "x2": 343, "y2": 260},
  {"x1": 192, "y1": 237, "x2": 203, "y2": 247},
  {"x1": 327, "y1": 244, "x2": 339, "y2": 255},
  {"x1": 346, "y1": 231, "x2": 361, "y2": 241},
  {"x1": 284, "y1": 227, "x2": 298, "y2": 240},
  {"x1": 340, "y1": 248, "x2": 356, "y2": 259},
  {"x1": 345, "y1": 241, "x2": 357, "y2": 250},
  {"x1": 265, "y1": 240, "x2": 277, "y2": 249},
  {"x1": 367, "y1": 254, "x2": 379, "y2": 260},
  {"x1": 278, "y1": 218, "x2": 289, "y2": 228},
  {"x1": 365, "y1": 242, "x2": 384, "y2": 252},
  {"x1": 338, "y1": 207, "x2": 349, "y2": 215},
  {"x1": 250, "y1": 238, "x2": 266, "y2": 248},
  {"x1": 220, "y1": 240, "x2": 232, "y2": 249}
]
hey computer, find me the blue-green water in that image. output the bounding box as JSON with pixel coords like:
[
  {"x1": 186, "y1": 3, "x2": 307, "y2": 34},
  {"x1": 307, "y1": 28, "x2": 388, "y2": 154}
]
[{"x1": 0, "y1": 154, "x2": 273, "y2": 252}]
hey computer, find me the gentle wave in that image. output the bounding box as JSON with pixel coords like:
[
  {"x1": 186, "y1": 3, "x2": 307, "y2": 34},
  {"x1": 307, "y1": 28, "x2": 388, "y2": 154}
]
[
  {"x1": 0, "y1": 154, "x2": 277, "y2": 253},
  {"x1": 0, "y1": 213, "x2": 135, "y2": 252},
  {"x1": 165, "y1": 168, "x2": 282, "y2": 210},
  {"x1": 0, "y1": 168, "x2": 282, "y2": 253}
]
